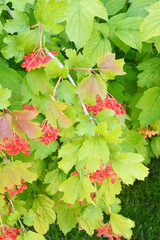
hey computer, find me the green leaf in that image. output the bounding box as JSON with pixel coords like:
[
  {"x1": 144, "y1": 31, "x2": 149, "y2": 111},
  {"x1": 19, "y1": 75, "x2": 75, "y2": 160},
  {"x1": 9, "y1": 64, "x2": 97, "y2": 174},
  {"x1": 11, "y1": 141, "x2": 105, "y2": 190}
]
[
  {"x1": 136, "y1": 87, "x2": 160, "y2": 126},
  {"x1": 17, "y1": 231, "x2": 45, "y2": 240},
  {"x1": 31, "y1": 139, "x2": 57, "y2": 159},
  {"x1": 0, "y1": 66, "x2": 22, "y2": 109},
  {"x1": 55, "y1": 202, "x2": 78, "y2": 234},
  {"x1": 17, "y1": 30, "x2": 41, "y2": 54},
  {"x1": 7, "y1": 211, "x2": 20, "y2": 225},
  {"x1": 45, "y1": 99, "x2": 73, "y2": 128},
  {"x1": 44, "y1": 169, "x2": 67, "y2": 196},
  {"x1": 56, "y1": 80, "x2": 77, "y2": 104},
  {"x1": 66, "y1": 0, "x2": 108, "y2": 49},
  {"x1": 11, "y1": 110, "x2": 42, "y2": 139},
  {"x1": 26, "y1": 69, "x2": 53, "y2": 96},
  {"x1": 0, "y1": 196, "x2": 5, "y2": 211},
  {"x1": 151, "y1": 137, "x2": 160, "y2": 157},
  {"x1": 110, "y1": 213, "x2": 135, "y2": 239},
  {"x1": 34, "y1": 0, "x2": 67, "y2": 34},
  {"x1": 78, "y1": 135, "x2": 110, "y2": 172},
  {"x1": 32, "y1": 194, "x2": 56, "y2": 234},
  {"x1": 128, "y1": 0, "x2": 157, "y2": 17},
  {"x1": 0, "y1": 84, "x2": 11, "y2": 109},
  {"x1": 4, "y1": 11, "x2": 30, "y2": 34},
  {"x1": 5, "y1": 0, "x2": 35, "y2": 12},
  {"x1": 23, "y1": 210, "x2": 36, "y2": 226},
  {"x1": 95, "y1": 122, "x2": 122, "y2": 144},
  {"x1": 140, "y1": 1, "x2": 160, "y2": 41},
  {"x1": 78, "y1": 205, "x2": 103, "y2": 235},
  {"x1": 58, "y1": 138, "x2": 83, "y2": 173},
  {"x1": 77, "y1": 74, "x2": 107, "y2": 104},
  {"x1": 83, "y1": 23, "x2": 111, "y2": 66},
  {"x1": 59, "y1": 175, "x2": 96, "y2": 204},
  {"x1": 137, "y1": 57, "x2": 160, "y2": 88},
  {"x1": 112, "y1": 153, "x2": 149, "y2": 185},
  {"x1": 102, "y1": 0, "x2": 126, "y2": 16},
  {"x1": 76, "y1": 115, "x2": 95, "y2": 137},
  {"x1": 96, "y1": 178, "x2": 121, "y2": 205},
  {"x1": 109, "y1": 14, "x2": 143, "y2": 51},
  {"x1": 2, "y1": 35, "x2": 24, "y2": 62},
  {"x1": 109, "y1": 33, "x2": 130, "y2": 53},
  {"x1": 65, "y1": 49, "x2": 91, "y2": 71},
  {"x1": 0, "y1": 161, "x2": 37, "y2": 193},
  {"x1": 45, "y1": 59, "x2": 69, "y2": 78},
  {"x1": 97, "y1": 52, "x2": 126, "y2": 81}
]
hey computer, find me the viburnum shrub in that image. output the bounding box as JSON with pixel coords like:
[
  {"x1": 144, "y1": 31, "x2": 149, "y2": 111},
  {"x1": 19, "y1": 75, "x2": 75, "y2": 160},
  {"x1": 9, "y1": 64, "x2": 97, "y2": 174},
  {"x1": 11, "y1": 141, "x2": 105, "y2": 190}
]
[{"x1": 0, "y1": 0, "x2": 160, "y2": 240}]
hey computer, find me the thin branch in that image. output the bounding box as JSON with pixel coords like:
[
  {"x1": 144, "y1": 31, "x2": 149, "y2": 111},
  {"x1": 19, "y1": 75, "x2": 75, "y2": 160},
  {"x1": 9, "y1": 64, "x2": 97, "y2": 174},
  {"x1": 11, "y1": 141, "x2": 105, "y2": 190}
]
[
  {"x1": 45, "y1": 48, "x2": 94, "y2": 120},
  {"x1": 94, "y1": 182, "x2": 97, "y2": 195},
  {"x1": 9, "y1": 200, "x2": 26, "y2": 232},
  {"x1": 52, "y1": 77, "x2": 62, "y2": 99},
  {"x1": 0, "y1": 215, "x2": 5, "y2": 236}
]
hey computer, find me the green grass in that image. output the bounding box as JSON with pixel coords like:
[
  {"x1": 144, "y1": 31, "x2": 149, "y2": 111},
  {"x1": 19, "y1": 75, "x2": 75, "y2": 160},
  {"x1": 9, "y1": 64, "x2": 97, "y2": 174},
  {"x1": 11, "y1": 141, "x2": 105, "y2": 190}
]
[{"x1": 45, "y1": 158, "x2": 160, "y2": 240}]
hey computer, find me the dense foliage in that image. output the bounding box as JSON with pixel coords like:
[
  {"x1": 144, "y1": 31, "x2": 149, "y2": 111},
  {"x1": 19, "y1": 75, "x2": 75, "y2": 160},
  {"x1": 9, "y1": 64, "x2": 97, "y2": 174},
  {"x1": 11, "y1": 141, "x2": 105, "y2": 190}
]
[{"x1": 0, "y1": 0, "x2": 160, "y2": 239}]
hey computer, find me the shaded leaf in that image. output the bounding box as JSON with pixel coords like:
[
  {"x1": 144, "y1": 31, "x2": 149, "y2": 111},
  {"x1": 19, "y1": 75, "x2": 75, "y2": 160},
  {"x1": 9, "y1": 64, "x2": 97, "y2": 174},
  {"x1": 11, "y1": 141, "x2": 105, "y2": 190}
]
[
  {"x1": 102, "y1": 0, "x2": 126, "y2": 16},
  {"x1": 26, "y1": 69, "x2": 53, "y2": 96},
  {"x1": 136, "y1": 87, "x2": 160, "y2": 126}
]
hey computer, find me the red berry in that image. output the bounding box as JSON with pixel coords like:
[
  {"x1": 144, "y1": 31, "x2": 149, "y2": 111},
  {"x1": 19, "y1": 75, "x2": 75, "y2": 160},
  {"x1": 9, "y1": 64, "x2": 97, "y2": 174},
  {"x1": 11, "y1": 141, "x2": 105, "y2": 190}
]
[
  {"x1": 18, "y1": 188, "x2": 23, "y2": 193},
  {"x1": 52, "y1": 50, "x2": 57, "y2": 55},
  {"x1": 25, "y1": 151, "x2": 30, "y2": 156},
  {"x1": 121, "y1": 109, "x2": 126, "y2": 115},
  {"x1": 14, "y1": 190, "x2": 19, "y2": 195}
]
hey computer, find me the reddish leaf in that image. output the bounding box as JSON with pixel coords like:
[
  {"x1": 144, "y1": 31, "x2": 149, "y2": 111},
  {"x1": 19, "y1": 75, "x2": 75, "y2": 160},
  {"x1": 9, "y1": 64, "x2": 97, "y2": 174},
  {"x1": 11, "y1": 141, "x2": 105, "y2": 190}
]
[
  {"x1": 0, "y1": 113, "x2": 13, "y2": 140},
  {"x1": 77, "y1": 74, "x2": 107, "y2": 104},
  {"x1": 11, "y1": 110, "x2": 42, "y2": 139},
  {"x1": 97, "y1": 53, "x2": 126, "y2": 80},
  {"x1": 45, "y1": 99, "x2": 73, "y2": 128}
]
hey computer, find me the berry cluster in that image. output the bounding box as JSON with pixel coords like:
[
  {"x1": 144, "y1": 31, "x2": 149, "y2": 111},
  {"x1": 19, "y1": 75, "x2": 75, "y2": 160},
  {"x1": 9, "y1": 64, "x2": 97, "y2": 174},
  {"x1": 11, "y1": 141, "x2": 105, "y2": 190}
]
[
  {"x1": 4, "y1": 179, "x2": 28, "y2": 197},
  {"x1": 86, "y1": 94, "x2": 126, "y2": 116},
  {"x1": 22, "y1": 104, "x2": 38, "y2": 111},
  {"x1": 39, "y1": 123, "x2": 59, "y2": 145},
  {"x1": 0, "y1": 226, "x2": 21, "y2": 240},
  {"x1": 139, "y1": 127, "x2": 159, "y2": 138},
  {"x1": 21, "y1": 50, "x2": 57, "y2": 71},
  {"x1": 68, "y1": 198, "x2": 85, "y2": 207},
  {"x1": 97, "y1": 223, "x2": 121, "y2": 239},
  {"x1": 90, "y1": 163, "x2": 120, "y2": 185},
  {"x1": 1, "y1": 134, "x2": 31, "y2": 156}
]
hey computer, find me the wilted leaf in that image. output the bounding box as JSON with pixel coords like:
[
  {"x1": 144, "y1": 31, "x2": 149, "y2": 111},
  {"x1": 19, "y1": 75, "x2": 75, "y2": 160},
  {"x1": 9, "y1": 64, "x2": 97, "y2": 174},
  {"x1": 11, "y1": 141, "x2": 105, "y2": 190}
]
[
  {"x1": 77, "y1": 74, "x2": 107, "y2": 104},
  {"x1": 97, "y1": 53, "x2": 126, "y2": 80},
  {"x1": 11, "y1": 110, "x2": 42, "y2": 139}
]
